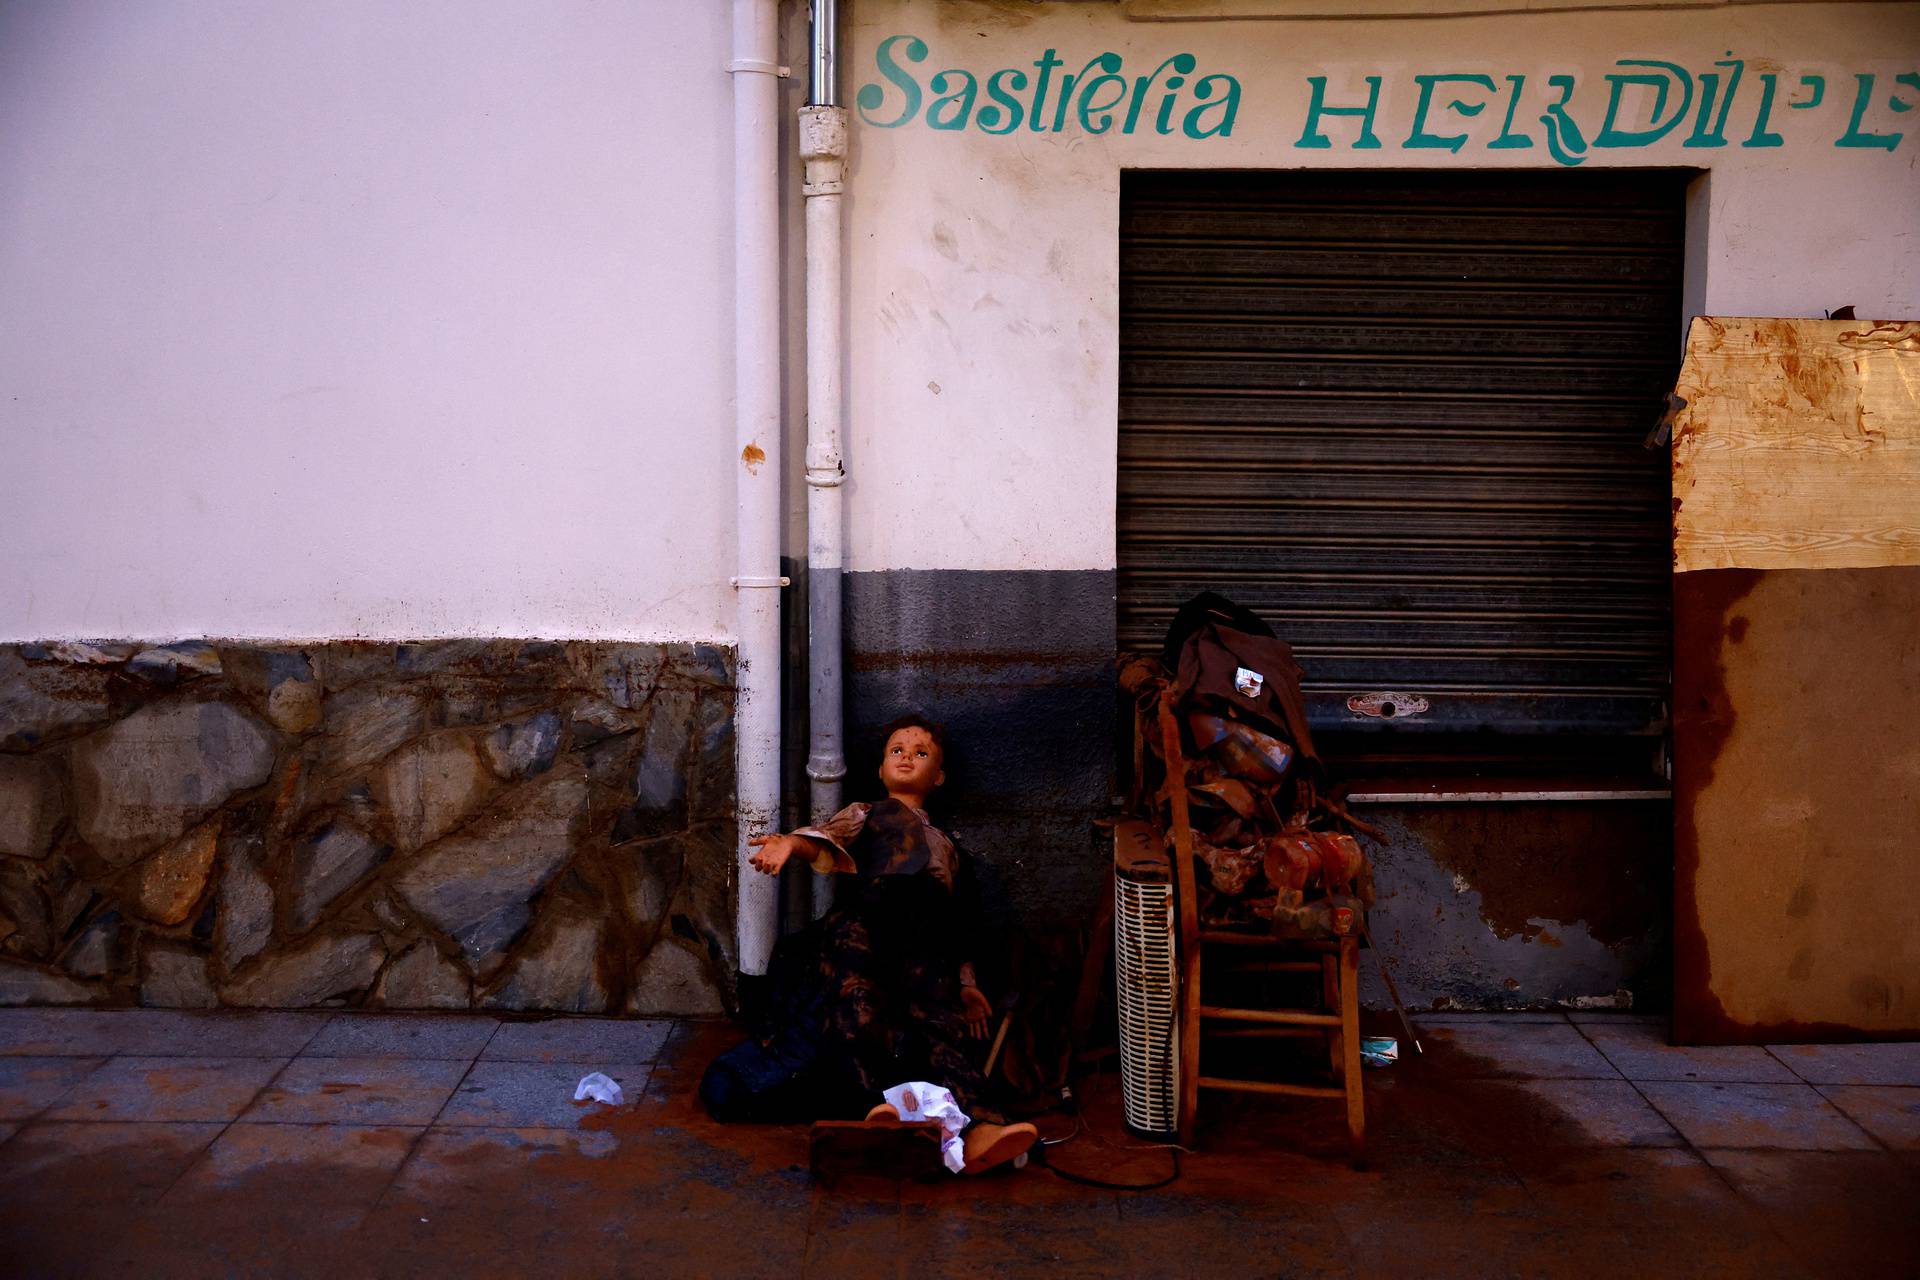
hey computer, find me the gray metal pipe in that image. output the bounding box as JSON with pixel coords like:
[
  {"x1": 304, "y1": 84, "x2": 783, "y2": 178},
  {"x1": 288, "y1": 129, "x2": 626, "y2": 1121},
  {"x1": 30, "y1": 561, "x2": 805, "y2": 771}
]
[
  {"x1": 802, "y1": 0, "x2": 846, "y2": 918},
  {"x1": 809, "y1": 0, "x2": 838, "y2": 106}
]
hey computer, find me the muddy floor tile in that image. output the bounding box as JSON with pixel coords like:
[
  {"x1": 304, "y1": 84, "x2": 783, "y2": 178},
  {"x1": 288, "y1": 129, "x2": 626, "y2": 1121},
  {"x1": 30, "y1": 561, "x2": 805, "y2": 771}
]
[
  {"x1": 478, "y1": 1016, "x2": 673, "y2": 1063},
  {"x1": 241, "y1": 1056, "x2": 471, "y2": 1125},
  {"x1": 0, "y1": 1009, "x2": 102, "y2": 1055},
  {"x1": 301, "y1": 1012, "x2": 500, "y2": 1060},
  {"x1": 1118, "y1": 1193, "x2": 1351, "y2": 1278},
  {"x1": 0, "y1": 1009, "x2": 328, "y2": 1058},
  {"x1": 164, "y1": 1122, "x2": 420, "y2": 1227},
  {"x1": 800, "y1": 1184, "x2": 904, "y2": 1277},
  {"x1": 436, "y1": 1059, "x2": 653, "y2": 1127},
  {"x1": 1504, "y1": 1145, "x2": 1776, "y2": 1251},
  {"x1": 898, "y1": 1177, "x2": 1125, "y2": 1280},
  {"x1": 1639, "y1": 1081, "x2": 1878, "y2": 1151},
  {"x1": 1328, "y1": 1193, "x2": 1558, "y2": 1280},
  {"x1": 1766, "y1": 1042, "x2": 1920, "y2": 1087},
  {"x1": 1582, "y1": 1022, "x2": 1799, "y2": 1084},
  {"x1": 1415, "y1": 1021, "x2": 1622, "y2": 1079},
  {"x1": 1816, "y1": 1085, "x2": 1920, "y2": 1151},
  {"x1": 0, "y1": 1055, "x2": 108, "y2": 1119},
  {"x1": 1703, "y1": 1149, "x2": 1920, "y2": 1273},
  {"x1": 41, "y1": 1055, "x2": 287, "y2": 1122},
  {"x1": 371, "y1": 1124, "x2": 806, "y2": 1276},
  {"x1": 116, "y1": 1010, "x2": 331, "y2": 1057},
  {"x1": 0, "y1": 1120, "x2": 225, "y2": 1268},
  {"x1": 1494, "y1": 1078, "x2": 1685, "y2": 1147}
]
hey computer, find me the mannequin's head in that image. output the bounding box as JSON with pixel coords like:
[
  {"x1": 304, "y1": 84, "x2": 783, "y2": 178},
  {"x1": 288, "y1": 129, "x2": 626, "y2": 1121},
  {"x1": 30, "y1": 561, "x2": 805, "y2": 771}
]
[{"x1": 877, "y1": 713, "x2": 947, "y2": 802}]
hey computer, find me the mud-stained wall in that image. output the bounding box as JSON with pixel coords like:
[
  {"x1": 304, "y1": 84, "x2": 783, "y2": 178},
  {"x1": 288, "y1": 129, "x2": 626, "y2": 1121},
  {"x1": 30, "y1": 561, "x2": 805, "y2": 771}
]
[
  {"x1": 1674, "y1": 568, "x2": 1920, "y2": 1042},
  {"x1": 0, "y1": 640, "x2": 737, "y2": 1015},
  {"x1": 1355, "y1": 802, "x2": 1672, "y2": 1011},
  {"x1": 1670, "y1": 314, "x2": 1918, "y2": 1041}
]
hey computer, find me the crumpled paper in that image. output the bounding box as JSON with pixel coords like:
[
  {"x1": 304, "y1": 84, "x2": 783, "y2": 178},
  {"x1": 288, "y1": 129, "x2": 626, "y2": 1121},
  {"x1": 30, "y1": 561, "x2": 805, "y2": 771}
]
[
  {"x1": 574, "y1": 1072, "x2": 624, "y2": 1106},
  {"x1": 882, "y1": 1080, "x2": 970, "y2": 1174}
]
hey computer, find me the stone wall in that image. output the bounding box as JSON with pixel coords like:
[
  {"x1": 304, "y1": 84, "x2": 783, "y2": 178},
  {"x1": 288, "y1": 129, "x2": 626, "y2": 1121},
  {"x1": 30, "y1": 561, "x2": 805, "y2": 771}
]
[{"x1": 0, "y1": 640, "x2": 736, "y2": 1014}]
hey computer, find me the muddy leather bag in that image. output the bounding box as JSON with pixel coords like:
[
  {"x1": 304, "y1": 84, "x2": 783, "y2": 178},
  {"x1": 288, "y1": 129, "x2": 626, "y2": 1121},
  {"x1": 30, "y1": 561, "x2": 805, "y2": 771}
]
[{"x1": 1168, "y1": 600, "x2": 1319, "y2": 768}]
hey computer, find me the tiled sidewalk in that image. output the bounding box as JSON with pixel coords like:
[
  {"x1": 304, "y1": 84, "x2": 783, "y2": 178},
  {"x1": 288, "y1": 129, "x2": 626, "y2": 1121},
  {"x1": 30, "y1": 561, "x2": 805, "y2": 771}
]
[{"x1": 2, "y1": 1007, "x2": 1915, "y2": 1277}]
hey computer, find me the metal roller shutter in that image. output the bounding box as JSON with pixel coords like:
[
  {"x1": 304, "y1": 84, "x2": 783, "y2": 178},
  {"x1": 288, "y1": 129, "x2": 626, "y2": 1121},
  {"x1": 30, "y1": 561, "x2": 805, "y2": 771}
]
[{"x1": 1118, "y1": 169, "x2": 1687, "y2": 751}]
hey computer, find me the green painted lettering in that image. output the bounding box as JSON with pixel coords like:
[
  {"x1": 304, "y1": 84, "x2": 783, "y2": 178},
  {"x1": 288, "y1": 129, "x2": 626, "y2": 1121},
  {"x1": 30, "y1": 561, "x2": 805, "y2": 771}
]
[
  {"x1": 1296, "y1": 75, "x2": 1382, "y2": 149},
  {"x1": 1539, "y1": 75, "x2": 1589, "y2": 166},
  {"x1": 856, "y1": 34, "x2": 926, "y2": 129},
  {"x1": 1742, "y1": 73, "x2": 1784, "y2": 148},
  {"x1": 927, "y1": 69, "x2": 979, "y2": 131},
  {"x1": 1789, "y1": 75, "x2": 1825, "y2": 109},
  {"x1": 1124, "y1": 54, "x2": 1197, "y2": 135},
  {"x1": 1054, "y1": 55, "x2": 1122, "y2": 132},
  {"x1": 1029, "y1": 49, "x2": 1063, "y2": 132},
  {"x1": 1836, "y1": 73, "x2": 1902, "y2": 149},
  {"x1": 978, "y1": 68, "x2": 1029, "y2": 135},
  {"x1": 1183, "y1": 73, "x2": 1241, "y2": 139},
  {"x1": 1405, "y1": 74, "x2": 1497, "y2": 152},
  {"x1": 1684, "y1": 58, "x2": 1744, "y2": 148},
  {"x1": 1595, "y1": 59, "x2": 1694, "y2": 147},
  {"x1": 1077, "y1": 65, "x2": 1131, "y2": 135},
  {"x1": 1155, "y1": 75, "x2": 1189, "y2": 134},
  {"x1": 1489, "y1": 75, "x2": 1534, "y2": 149}
]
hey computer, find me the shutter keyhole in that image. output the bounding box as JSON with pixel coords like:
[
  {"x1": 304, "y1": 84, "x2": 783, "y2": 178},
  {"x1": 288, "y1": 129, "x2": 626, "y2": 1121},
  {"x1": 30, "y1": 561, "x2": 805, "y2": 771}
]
[{"x1": 1380, "y1": 702, "x2": 1397, "y2": 718}]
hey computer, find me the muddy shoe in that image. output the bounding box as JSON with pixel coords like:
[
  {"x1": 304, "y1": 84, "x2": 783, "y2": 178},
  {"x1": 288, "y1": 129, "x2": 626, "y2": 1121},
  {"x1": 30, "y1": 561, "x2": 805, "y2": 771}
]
[{"x1": 960, "y1": 1121, "x2": 1037, "y2": 1174}]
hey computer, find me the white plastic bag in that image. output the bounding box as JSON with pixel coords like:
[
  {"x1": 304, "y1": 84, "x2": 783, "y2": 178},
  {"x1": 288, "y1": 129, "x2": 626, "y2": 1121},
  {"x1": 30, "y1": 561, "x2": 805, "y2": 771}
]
[
  {"x1": 574, "y1": 1071, "x2": 624, "y2": 1106},
  {"x1": 882, "y1": 1081, "x2": 970, "y2": 1174}
]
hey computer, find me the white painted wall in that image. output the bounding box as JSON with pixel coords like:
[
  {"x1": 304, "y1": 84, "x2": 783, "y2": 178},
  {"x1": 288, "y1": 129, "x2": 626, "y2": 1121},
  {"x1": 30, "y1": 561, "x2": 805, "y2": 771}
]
[
  {"x1": 0, "y1": 0, "x2": 738, "y2": 642},
  {"x1": 842, "y1": 0, "x2": 1920, "y2": 573}
]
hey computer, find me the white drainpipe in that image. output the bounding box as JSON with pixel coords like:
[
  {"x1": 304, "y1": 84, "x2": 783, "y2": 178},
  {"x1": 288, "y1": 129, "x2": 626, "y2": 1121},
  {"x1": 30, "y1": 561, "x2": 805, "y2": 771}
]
[
  {"x1": 730, "y1": 0, "x2": 784, "y2": 976},
  {"x1": 801, "y1": 0, "x2": 847, "y2": 919}
]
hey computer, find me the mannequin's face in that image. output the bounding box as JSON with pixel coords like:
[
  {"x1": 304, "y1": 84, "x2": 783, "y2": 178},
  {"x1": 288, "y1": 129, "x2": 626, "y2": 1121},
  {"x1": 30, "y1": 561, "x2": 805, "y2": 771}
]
[{"x1": 879, "y1": 725, "x2": 945, "y2": 797}]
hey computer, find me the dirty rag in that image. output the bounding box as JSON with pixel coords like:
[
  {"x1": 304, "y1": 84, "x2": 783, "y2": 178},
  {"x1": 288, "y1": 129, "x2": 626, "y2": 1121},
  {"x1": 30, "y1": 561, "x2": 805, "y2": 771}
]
[
  {"x1": 574, "y1": 1072, "x2": 624, "y2": 1106},
  {"x1": 882, "y1": 1081, "x2": 970, "y2": 1174}
]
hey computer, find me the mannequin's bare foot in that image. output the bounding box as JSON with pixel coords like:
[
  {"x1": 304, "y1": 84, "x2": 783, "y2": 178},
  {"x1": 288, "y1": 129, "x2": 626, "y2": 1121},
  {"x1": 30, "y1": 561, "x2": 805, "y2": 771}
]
[
  {"x1": 864, "y1": 1102, "x2": 901, "y2": 1123},
  {"x1": 961, "y1": 1122, "x2": 1037, "y2": 1174}
]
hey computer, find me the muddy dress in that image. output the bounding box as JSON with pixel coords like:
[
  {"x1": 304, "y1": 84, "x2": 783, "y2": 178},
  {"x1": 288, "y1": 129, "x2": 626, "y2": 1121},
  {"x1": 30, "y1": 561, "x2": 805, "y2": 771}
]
[{"x1": 700, "y1": 798, "x2": 992, "y2": 1122}]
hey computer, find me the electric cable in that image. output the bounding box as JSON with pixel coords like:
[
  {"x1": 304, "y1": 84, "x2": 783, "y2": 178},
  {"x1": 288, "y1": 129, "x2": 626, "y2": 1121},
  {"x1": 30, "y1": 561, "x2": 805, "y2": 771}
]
[{"x1": 1033, "y1": 1141, "x2": 1180, "y2": 1191}]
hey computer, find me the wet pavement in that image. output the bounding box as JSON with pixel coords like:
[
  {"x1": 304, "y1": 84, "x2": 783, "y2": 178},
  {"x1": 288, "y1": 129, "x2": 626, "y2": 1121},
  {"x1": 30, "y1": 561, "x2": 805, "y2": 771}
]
[{"x1": 1, "y1": 1008, "x2": 1915, "y2": 1277}]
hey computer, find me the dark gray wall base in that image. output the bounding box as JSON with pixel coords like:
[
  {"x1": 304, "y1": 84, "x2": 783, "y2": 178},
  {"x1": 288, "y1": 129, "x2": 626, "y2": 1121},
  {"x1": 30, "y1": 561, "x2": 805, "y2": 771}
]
[
  {"x1": 845, "y1": 569, "x2": 1118, "y2": 938},
  {"x1": 840, "y1": 568, "x2": 1670, "y2": 1011},
  {"x1": 0, "y1": 640, "x2": 736, "y2": 1015}
]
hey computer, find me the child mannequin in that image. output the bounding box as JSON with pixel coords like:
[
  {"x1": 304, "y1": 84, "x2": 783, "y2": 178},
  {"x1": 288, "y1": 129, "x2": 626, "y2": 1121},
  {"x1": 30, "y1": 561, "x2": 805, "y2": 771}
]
[{"x1": 748, "y1": 716, "x2": 1037, "y2": 1174}]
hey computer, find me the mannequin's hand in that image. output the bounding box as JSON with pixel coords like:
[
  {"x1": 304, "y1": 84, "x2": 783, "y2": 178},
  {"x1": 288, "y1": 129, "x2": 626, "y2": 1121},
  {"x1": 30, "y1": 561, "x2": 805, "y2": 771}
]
[
  {"x1": 747, "y1": 833, "x2": 798, "y2": 876},
  {"x1": 960, "y1": 984, "x2": 993, "y2": 1039}
]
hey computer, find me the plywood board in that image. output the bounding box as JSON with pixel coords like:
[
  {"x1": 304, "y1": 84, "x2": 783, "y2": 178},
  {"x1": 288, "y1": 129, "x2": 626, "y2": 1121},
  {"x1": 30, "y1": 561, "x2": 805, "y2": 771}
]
[
  {"x1": 1673, "y1": 565, "x2": 1920, "y2": 1043},
  {"x1": 1671, "y1": 317, "x2": 1920, "y2": 573}
]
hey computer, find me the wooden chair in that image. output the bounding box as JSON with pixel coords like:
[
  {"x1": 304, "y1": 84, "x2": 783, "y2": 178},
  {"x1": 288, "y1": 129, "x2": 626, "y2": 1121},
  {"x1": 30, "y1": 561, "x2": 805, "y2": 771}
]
[{"x1": 1154, "y1": 699, "x2": 1366, "y2": 1164}]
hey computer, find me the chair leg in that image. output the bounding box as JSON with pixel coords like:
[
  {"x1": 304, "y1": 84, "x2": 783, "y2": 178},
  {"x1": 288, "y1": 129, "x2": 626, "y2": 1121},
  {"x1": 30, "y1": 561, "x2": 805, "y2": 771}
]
[
  {"x1": 1178, "y1": 943, "x2": 1201, "y2": 1147},
  {"x1": 1339, "y1": 934, "x2": 1365, "y2": 1165},
  {"x1": 1321, "y1": 953, "x2": 1342, "y2": 1078}
]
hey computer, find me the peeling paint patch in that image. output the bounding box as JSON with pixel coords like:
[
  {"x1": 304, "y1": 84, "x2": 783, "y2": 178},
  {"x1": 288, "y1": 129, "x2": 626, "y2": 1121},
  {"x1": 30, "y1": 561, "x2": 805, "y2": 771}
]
[{"x1": 740, "y1": 444, "x2": 765, "y2": 473}]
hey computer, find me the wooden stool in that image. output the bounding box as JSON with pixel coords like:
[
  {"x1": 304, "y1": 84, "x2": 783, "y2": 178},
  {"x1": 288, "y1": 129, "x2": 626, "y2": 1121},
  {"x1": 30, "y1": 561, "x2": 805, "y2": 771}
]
[
  {"x1": 1153, "y1": 700, "x2": 1367, "y2": 1164},
  {"x1": 1180, "y1": 925, "x2": 1365, "y2": 1164},
  {"x1": 1112, "y1": 818, "x2": 1366, "y2": 1163}
]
